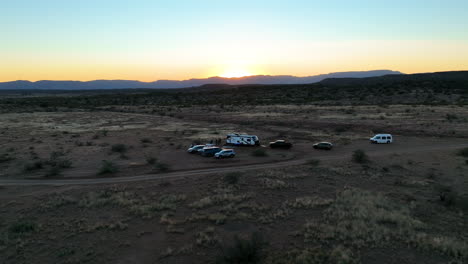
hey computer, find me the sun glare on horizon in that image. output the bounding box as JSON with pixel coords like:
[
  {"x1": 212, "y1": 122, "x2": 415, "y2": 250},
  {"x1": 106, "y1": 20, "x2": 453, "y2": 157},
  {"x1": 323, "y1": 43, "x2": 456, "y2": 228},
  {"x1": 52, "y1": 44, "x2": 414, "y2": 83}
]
[{"x1": 219, "y1": 69, "x2": 253, "y2": 78}]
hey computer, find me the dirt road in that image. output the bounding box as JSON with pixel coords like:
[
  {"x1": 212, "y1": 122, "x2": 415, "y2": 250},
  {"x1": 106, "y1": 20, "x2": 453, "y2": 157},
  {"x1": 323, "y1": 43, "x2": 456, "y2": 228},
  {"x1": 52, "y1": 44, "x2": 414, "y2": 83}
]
[{"x1": 1, "y1": 137, "x2": 466, "y2": 186}]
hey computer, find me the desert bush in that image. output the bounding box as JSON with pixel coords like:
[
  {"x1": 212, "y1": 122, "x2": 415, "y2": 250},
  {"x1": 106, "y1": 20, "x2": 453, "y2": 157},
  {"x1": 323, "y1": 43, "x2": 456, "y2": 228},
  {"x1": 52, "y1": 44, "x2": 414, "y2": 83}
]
[
  {"x1": 140, "y1": 138, "x2": 153, "y2": 143},
  {"x1": 457, "y1": 147, "x2": 468, "y2": 157},
  {"x1": 56, "y1": 159, "x2": 73, "y2": 168},
  {"x1": 217, "y1": 233, "x2": 265, "y2": 264},
  {"x1": 47, "y1": 156, "x2": 72, "y2": 168},
  {"x1": 155, "y1": 162, "x2": 170, "y2": 172},
  {"x1": 352, "y1": 149, "x2": 368, "y2": 163},
  {"x1": 44, "y1": 167, "x2": 62, "y2": 177},
  {"x1": 268, "y1": 246, "x2": 358, "y2": 264},
  {"x1": 446, "y1": 113, "x2": 458, "y2": 121},
  {"x1": 24, "y1": 161, "x2": 44, "y2": 171},
  {"x1": 260, "y1": 178, "x2": 290, "y2": 189},
  {"x1": 146, "y1": 156, "x2": 157, "y2": 165},
  {"x1": 98, "y1": 160, "x2": 118, "y2": 175},
  {"x1": 251, "y1": 148, "x2": 268, "y2": 157},
  {"x1": 49, "y1": 151, "x2": 65, "y2": 160},
  {"x1": 224, "y1": 172, "x2": 241, "y2": 185},
  {"x1": 307, "y1": 159, "x2": 320, "y2": 166},
  {"x1": 9, "y1": 221, "x2": 37, "y2": 234},
  {"x1": 437, "y1": 185, "x2": 468, "y2": 210},
  {"x1": 189, "y1": 192, "x2": 251, "y2": 209},
  {"x1": 196, "y1": 227, "x2": 219, "y2": 248},
  {"x1": 111, "y1": 144, "x2": 127, "y2": 153},
  {"x1": 285, "y1": 196, "x2": 333, "y2": 209},
  {"x1": 0, "y1": 153, "x2": 14, "y2": 163}
]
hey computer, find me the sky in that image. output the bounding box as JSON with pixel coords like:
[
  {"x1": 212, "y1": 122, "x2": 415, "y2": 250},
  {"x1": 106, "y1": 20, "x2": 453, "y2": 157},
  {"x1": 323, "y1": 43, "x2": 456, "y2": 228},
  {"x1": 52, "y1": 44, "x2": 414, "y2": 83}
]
[{"x1": 1, "y1": 0, "x2": 468, "y2": 82}]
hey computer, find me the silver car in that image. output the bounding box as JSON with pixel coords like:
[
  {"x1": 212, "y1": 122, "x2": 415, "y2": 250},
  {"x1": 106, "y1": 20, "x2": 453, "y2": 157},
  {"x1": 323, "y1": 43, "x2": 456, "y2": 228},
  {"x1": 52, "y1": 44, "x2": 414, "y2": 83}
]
[
  {"x1": 214, "y1": 149, "x2": 236, "y2": 159},
  {"x1": 187, "y1": 145, "x2": 205, "y2": 154}
]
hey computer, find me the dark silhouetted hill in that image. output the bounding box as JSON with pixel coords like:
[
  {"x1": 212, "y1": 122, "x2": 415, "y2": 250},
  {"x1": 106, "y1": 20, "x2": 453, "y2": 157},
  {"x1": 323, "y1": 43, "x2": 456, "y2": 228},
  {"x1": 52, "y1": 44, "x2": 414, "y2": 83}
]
[{"x1": 0, "y1": 70, "x2": 401, "y2": 90}]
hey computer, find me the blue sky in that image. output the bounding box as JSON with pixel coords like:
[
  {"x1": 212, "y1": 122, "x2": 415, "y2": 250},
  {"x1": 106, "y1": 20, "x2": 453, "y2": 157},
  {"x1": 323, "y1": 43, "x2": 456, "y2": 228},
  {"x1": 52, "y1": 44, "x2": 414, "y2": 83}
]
[{"x1": 1, "y1": 0, "x2": 468, "y2": 81}]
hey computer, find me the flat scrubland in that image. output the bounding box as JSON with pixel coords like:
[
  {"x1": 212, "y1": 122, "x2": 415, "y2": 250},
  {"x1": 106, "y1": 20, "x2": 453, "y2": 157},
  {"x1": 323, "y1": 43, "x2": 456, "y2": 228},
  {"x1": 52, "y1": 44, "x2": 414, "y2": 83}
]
[{"x1": 1, "y1": 73, "x2": 468, "y2": 263}]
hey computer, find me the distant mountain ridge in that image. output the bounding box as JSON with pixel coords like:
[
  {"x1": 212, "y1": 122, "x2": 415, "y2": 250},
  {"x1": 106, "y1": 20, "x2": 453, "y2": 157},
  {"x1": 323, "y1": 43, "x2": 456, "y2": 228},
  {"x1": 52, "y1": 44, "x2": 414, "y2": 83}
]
[{"x1": 0, "y1": 70, "x2": 402, "y2": 90}]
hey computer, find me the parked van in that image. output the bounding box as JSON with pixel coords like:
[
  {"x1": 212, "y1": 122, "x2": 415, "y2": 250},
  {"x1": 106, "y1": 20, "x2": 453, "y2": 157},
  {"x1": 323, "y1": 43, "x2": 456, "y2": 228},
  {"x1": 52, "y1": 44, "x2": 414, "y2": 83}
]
[
  {"x1": 200, "y1": 146, "x2": 223, "y2": 157},
  {"x1": 226, "y1": 134, "x2": 259, "y2": 146},
  {"x1": 370, "y1": 134, "x2": 393, "y2": 144}
]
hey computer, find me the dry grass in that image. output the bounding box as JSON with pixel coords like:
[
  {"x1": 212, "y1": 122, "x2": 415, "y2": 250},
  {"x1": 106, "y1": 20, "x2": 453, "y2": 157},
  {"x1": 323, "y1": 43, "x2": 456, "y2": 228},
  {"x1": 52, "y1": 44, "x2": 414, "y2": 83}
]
[{"x1": 303, "y1": 188, "x2": 468, "y2": 261}]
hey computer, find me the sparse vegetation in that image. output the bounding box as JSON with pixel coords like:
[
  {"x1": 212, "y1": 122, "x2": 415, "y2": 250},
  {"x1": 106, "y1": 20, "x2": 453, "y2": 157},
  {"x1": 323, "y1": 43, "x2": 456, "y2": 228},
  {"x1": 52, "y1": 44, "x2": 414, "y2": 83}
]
[
  {"x1": 9, "y1": 221, "x2": 37, "y2": 234},
  {"x1": 0, "y1": 74, "x2": 467, "y2": 263},
  {"x1": 146, "y1": 156, "x2": 157, "y2": 165},
  {"x1": 155, "y1": 162, "x2": 170, "y2": 172},
  {"x1": 352, "y1": 149, "x2": 368, "y2": 163},
  {"x1": 98, "y1": 160, "x2": 118, "y2": 175},
  {"x1": 223, "y1": 172, "x2": 241, "y2": 185},
  {"x1": 140, "y1": 138, "x2": 153, "y2": 143},
  {"x1": 23, "y1": 160, "x2": 44, "y2": 171},
  {"x1": 457, "y1": 147, "x2": 468, "y2": 157},
  {"x1": 111, "y1": 144, "x2": 127, "y2": 153},
  {"x1": 0, "y1": 153, "x2": 14, "y2": 163},
  {"x1": 217, "y1": 233, "x2": 265, "y2": 264},
  {"x1": 251, "y1": 148, "x2": 268, "y2": 157}
]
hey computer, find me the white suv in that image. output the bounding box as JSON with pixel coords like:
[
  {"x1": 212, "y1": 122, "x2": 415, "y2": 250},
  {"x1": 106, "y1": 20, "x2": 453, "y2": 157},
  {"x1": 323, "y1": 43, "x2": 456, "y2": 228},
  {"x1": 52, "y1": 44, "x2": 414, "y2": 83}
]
[
  {"x1": 214, "y1": 149, "x2": 236, "y2": 159},
  {"x1": 370, "y1": 134, "x2": 393, "y2": 144}
]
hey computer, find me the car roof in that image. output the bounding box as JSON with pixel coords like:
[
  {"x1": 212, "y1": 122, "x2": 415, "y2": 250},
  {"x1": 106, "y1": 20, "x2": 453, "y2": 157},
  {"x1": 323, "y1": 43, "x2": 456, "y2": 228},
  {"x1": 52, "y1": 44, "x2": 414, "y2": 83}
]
[
  {"x1": 374, "y1": 134, "x2": 392, "y2": 136},
  {"x1": 275, "y1": 140, "x2": 285, "y2": 142},
  {"x1": 318, "y1": 142, "x2": 332, "y2": 144},
  {"x1": 193, "y1": 145, "x2": 205, "y2": 147},
  {"x1": 221, "y1": 149, "x2": 234, "y2": 151}
]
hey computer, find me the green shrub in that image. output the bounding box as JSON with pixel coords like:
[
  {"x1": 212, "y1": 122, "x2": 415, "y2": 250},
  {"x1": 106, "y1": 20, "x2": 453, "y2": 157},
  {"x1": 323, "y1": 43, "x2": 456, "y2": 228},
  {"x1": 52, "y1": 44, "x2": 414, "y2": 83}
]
[
  {"x1": 217, "y1": 233, "x2": 265, "y2": 264},
  {"x1": 251, "y1": 148, "x2": 268, "y2": 157},
  {"x1": 98, "y1": 160, "x2": 118, "y2": 175},
  {"x1": 111, "y1": 144, "x2": 127, "y2": 153},
  {"x1": 352, "y1": 149, "x2": 368, "y2": 163},
  {"x1": 457, "y1": 147, "x2": 468, "y2": 157},
  {"x1": 9, "y1": 221, "x2": 37, "y2": 234}
]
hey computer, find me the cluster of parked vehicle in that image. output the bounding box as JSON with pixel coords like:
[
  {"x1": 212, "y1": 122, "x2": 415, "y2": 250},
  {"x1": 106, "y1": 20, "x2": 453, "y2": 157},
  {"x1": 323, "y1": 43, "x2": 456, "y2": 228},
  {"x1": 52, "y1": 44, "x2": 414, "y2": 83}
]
[
  {"x1": 187, "y1": 144, "x2": 236, "y2": 159},
  {"x1": 187, "y1": 133, "x2": 393, "y2": 159}
]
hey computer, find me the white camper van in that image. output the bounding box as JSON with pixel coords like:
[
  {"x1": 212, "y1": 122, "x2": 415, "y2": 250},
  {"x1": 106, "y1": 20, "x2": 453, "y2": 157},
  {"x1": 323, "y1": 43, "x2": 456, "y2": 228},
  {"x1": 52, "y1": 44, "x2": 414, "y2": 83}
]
[
  {"x1": 370, "y1": 134, "x2": 393, "y2": 144},
  {"x1": 226, "y1": 134, "x2": 260, "y2": 146}
]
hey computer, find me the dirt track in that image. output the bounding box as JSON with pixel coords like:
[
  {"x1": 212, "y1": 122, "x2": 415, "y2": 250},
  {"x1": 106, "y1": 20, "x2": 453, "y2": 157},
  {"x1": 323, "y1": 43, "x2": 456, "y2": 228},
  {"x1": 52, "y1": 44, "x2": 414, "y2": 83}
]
[{"x1": 1, "y1": 138, "x2": 467, "y2": 186}]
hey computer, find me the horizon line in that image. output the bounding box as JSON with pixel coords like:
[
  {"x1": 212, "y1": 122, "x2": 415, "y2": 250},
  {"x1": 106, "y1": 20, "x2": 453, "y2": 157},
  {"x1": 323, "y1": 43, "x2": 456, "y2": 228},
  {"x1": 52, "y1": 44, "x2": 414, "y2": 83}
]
[{"x1": 0, "y1": 69, "x2": 408, "y2": 83}]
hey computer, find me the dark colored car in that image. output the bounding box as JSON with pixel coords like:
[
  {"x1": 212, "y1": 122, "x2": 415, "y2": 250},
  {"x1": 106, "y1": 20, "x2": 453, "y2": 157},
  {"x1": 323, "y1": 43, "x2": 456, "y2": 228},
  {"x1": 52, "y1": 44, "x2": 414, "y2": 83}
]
[
  {"x1": 313, "y1": 142, "x2": 333, "y2": 150},
  {"x1": 269, "y1": 140, "x2": 292, "y2": 149},
  {"x1": 200, "y1": 147, "x2": 223, "y2": 157}
]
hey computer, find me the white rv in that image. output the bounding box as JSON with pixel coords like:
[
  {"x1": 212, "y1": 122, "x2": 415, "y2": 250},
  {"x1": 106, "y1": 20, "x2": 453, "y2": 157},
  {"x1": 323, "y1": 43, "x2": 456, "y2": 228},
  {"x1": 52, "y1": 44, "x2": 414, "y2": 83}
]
[{"x1": 226, "y1": 134, "x2": 260, "y2": 146}]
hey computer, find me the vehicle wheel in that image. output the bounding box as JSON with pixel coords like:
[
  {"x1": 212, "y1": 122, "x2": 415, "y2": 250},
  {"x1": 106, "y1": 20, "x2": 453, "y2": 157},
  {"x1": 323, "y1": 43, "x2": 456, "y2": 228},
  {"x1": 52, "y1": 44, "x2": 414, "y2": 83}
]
[
  {"x1": 387, "y1": 141, "x2": 390, "y2": 144},
  {"x1": 230, "y1": 154, "x2": 234, "y2": 158}
]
